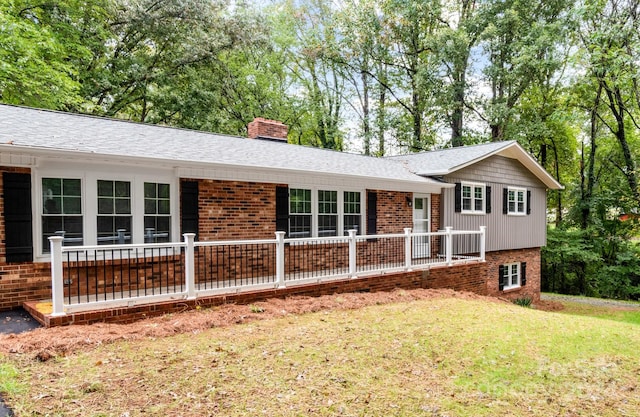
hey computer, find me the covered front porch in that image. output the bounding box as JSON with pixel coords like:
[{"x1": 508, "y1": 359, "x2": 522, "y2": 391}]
[{"x1": 27, "y1": 228, "x2": 487, "y2": 327}]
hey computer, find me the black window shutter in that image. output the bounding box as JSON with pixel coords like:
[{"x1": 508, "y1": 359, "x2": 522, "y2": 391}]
[
  {"x1": 3, "y1": 172, "x2": 33, "y2": 262},
  {"x1": 503, "y1": 188, "x2": 509, "y2": 214},
  {"x1": 275, "y1": 186, "x2": 289, "y2": 236},
  {"x1": 366, "y1": 191, "x2": 377, "y2": 235},
  {"x1": 521, "y1": 262, "x2": 527, "y2": 286},
  {"x1": 180, "y1": 181, "x2": 199, "y2": 240},
  {"x1": 485, "y1": 186, "x2": 492, "y2": 213},
  {"x1": 454, "y1": 183, "x2": 461, "y2": 213},
  {"x1": 498, "y1": 264, "x2": 505, "y2": 291},
  {"x1": 526, "y1": 190, "x2": 531, "y2": 215}
]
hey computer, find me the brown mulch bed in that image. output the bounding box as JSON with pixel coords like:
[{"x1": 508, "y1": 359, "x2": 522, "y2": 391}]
[{"x1": 0, "y1": 289, "x2": 550, "y2": 359}]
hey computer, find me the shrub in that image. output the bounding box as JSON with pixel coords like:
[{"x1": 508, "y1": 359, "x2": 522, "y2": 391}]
[{"x1": 513, "y1": 297, "x2": 532, "y2": 308}]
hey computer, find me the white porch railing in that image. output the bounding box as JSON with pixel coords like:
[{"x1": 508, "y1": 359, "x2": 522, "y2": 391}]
[{"x1": 48, "y1": 226, "x2": 486, "y2": 316}]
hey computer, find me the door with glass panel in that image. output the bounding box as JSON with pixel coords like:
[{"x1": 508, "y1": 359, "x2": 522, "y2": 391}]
[{"x1": 412, "y1": 194, "x2": 431, "y2": 258}]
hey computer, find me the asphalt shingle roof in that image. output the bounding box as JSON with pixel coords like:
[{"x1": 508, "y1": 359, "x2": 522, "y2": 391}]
[
  {"x1": 0, "y1": 104, "x2": 438, "y2": 185},
  {"x1": 386, "y1": 141, "x2": 516, "y2": 176}
]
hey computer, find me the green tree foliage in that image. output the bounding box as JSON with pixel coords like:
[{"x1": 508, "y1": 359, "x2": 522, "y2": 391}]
[
  {"x1": 83, "y1": 0, "x2": 265, "y2": 125},
  {"x1": 0, "y1": 0, "x2": 110, "y2": 109},
  {"x1": 479, "y1": 0, "x2": 573, "y2": 141},
  {"x1": 273, "y1": 0, "x2": 347, "y2": 150}
]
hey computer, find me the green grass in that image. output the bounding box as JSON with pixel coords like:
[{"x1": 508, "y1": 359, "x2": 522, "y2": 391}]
[
  {"x1": 3, "y1": 298, "x2": 640, "y2": 416},
  {"x1": 555, "y1": 301, "x2": 640, "y2": 325},
  {"x1": 0, "y1": 362, "x2": 24, "y2": 396}
]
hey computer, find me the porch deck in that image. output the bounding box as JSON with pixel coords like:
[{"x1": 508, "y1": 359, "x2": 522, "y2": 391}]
[{"x1": 32, "y1": 228, "x2": 486, "y2": 326}]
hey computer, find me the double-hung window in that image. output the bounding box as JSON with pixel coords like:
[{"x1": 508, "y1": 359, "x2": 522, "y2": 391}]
[
  {"x1": 343, "y1": 191, "x2": 361, "y2": 234},
  {"x1": 144, "y1": 182, "x2": 171, "y2": 243},
  {"x1": 318, "y1": 190, "x2": 338, "y2": 237},
  {"x1": 507, "y1": 187, "x2": 526, "y2": 215},
  {"x1": 38, "y1": 168, "x2": 176, "y2": 256},
  {"x1": 97, "y1": 180, "x2": 132, "y2": 244},
  {"x1": 288, "y1": 188, "x2": 363, "y2": 238},
  {"x1": 461, "y1": 182, "x2": 486, "y2": 214},
  {"x1": 289, "y1": 188, "x2": 312, "y2": 238},
  {"x1": 501, "y1": 263, "x2": 521, "y2": 290},
  {"x1": 42, "y1": 178, "x2": 83, "y2": 251}
]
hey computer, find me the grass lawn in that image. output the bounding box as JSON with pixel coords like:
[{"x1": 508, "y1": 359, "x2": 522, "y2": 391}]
[
  {"x1": 557, "y1": 301, "x2": 640, "y2": 325},
  {"x1": 2, "y1": 296, "x2": 640, "y2": 416}
]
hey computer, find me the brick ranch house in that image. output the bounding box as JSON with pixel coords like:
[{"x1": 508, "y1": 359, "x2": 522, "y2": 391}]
[{"x1": 0, "y1": 104, "x2": 562, "y2": 325}]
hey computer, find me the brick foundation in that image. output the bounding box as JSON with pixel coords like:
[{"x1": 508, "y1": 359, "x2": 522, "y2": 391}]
[
  {"x1": 27, "y1": 261, "x2": 487, "y2": 327},
  {"x1": 21, "y1": 247, "x2": 541, "y2": 326},
  {"x1": 421, "y1": 247, "x2": 542, "y2": 302},
  {"x1": 486, "y1": 247, "x2": 541, "y2": 301},
  {"x1": 0, "y1": 263, "x2": 52, "y2": 311}
]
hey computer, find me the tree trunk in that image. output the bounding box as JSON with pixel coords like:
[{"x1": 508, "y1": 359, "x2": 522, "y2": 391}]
[
  {"x1": 450, "y1": 73, "x2": 465, "y2": 146},
  {"x1": 377, "y1": 68, "x2": 386, "y2": 156},
  {"x1": 411, "y1": 81, "x2": 422, "y2": 152},
  {"x1": 580, "y1": 84, "x2": 600, "y2": 230},
  {"x1": 604, "y1": 83, "x2": 639, "y2": 203},
  {"x1": 362, "y1": 70, "x2": 371, "y2": 156}
]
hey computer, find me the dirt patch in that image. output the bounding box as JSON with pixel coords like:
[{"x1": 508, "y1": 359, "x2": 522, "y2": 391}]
[
  {"x1": 0, "y1": 288, "x2": 501, "y2": 358},
  {"x1": 533, "y1": 299, "x2": 565, "y2": 312}
]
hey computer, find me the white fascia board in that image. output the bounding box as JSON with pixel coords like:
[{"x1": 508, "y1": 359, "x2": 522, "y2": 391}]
[
  {"x1": 2, "y1": 144, "x2": 452, "y2": 194},
  {"x1": 176, "y1": 166, "x2": 452, "y2": 194},
  {"x1": 499, "y1": 145, "x2": 564, "y2": 190},
  {"x1": 418, "y1": 142, "x2": 563, "y2": 190},
  {"x1": 0, "y1": 149, "x2": 37, "y2": 167}
]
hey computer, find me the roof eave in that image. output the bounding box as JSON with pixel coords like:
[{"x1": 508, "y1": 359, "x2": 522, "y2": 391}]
[
  {"x1": 434, "y1": 142, "x2": 562, "y2": 190},
  {"x1": 1, "y1": 144, "x2": 453, "y2": 192}
]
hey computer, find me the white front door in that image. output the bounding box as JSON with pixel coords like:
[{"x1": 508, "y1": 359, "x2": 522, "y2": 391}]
[{"x1": 412, "y1": 194, "x2": 431, "y2": 258}]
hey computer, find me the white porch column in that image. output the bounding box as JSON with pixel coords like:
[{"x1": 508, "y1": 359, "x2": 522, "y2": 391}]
[
  {"x1": 348, "y1": 229, "x2": 357, "y2": 278},
  {"x1": 479, "y1": 226, "x2": 486, "y2": 262},
  {"x1": 49, "y1": 236, "x2": 66, "y2": 317},
  {"x1": 275, "y1": 231, "x2": 286, "y2": 288},
  {"x1": 183, "y1": 233, "x2": 196, "y2": 300},
  {"x1": 445, "y1": 226, "x2": 453, "y2": 266},
  {"x1": 404, "y1": 228, "x2": 412, "y2": 270}
]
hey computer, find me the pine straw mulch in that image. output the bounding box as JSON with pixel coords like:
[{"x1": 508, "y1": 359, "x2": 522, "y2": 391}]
[{"x1": 0, "y1": 289, "x2": 562, "y2": 360}]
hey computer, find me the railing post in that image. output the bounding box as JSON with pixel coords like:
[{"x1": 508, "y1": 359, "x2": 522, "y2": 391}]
[
  {"x1": 275, "y1": 231, "x2": 286, "y2": 288},
  {"x1": 445, "y1": 226, "x2": 453, "y2": 266},
  {"x1": 404, "y1": 228, "x2": 412, "y2": 270},
  {"x1": 49, "y1": 236, "x2": 66, "y2": 317},
  {"x1": 479, "y1": 226, "x2": 486, "y2": 262},
  {"x1": 184, "y1": 233, "x2": 196, "y2": 300},
  {"x1": 348, "y1": 229, "x2": 357, "y2": 278}
]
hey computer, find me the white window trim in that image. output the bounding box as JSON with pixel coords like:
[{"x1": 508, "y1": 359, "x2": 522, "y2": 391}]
[
  {"x1": 289, "y1": 186, "x2": 364, "y2": 237},
  {"x1": 507, "y1": 186, "x2": 527, "y2": 216},
  {"x1": 461, "y1": 181, "x2": 486, "y2": 215},
  {"x1": 503, "y1": 262, "x2": 521, "y2": 290},
  {"x1": 34, "y1": 165, "x2": 179, "y2": 260}
]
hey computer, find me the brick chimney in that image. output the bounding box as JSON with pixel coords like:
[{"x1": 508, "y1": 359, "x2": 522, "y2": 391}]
[{"x1": 247, "y1": 117, "x2": 288, "y2": 142}]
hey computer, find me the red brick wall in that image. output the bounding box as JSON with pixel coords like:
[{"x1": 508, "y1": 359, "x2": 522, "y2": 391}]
[
  {"x1": 421, "y1": 248, "x2": 541, "y2": 301},
  {"x1": 189, "y1": 181, "x2": 440, "y2": 241},
  {"x1": 485, "y1": 247, "x2": 541, "y2": 301},
  {"x1": 191, "y1": 179, "x2": 280, "y2": 241},
  {"x1": 0, "y1": 263, "x2": 52, "y2": 311},
  {"x1": 372, "y1": 190, "x2": 413, "y2": 234},
  {"x1": 32, "y1": 251, "x2": 541, "y2": 327},
  {"x1": 431, "y1": 194, "x2": 440, "y2": 232},
  {"x1": 33, "y1": 268, "x2": 431, "y2": 326}
]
